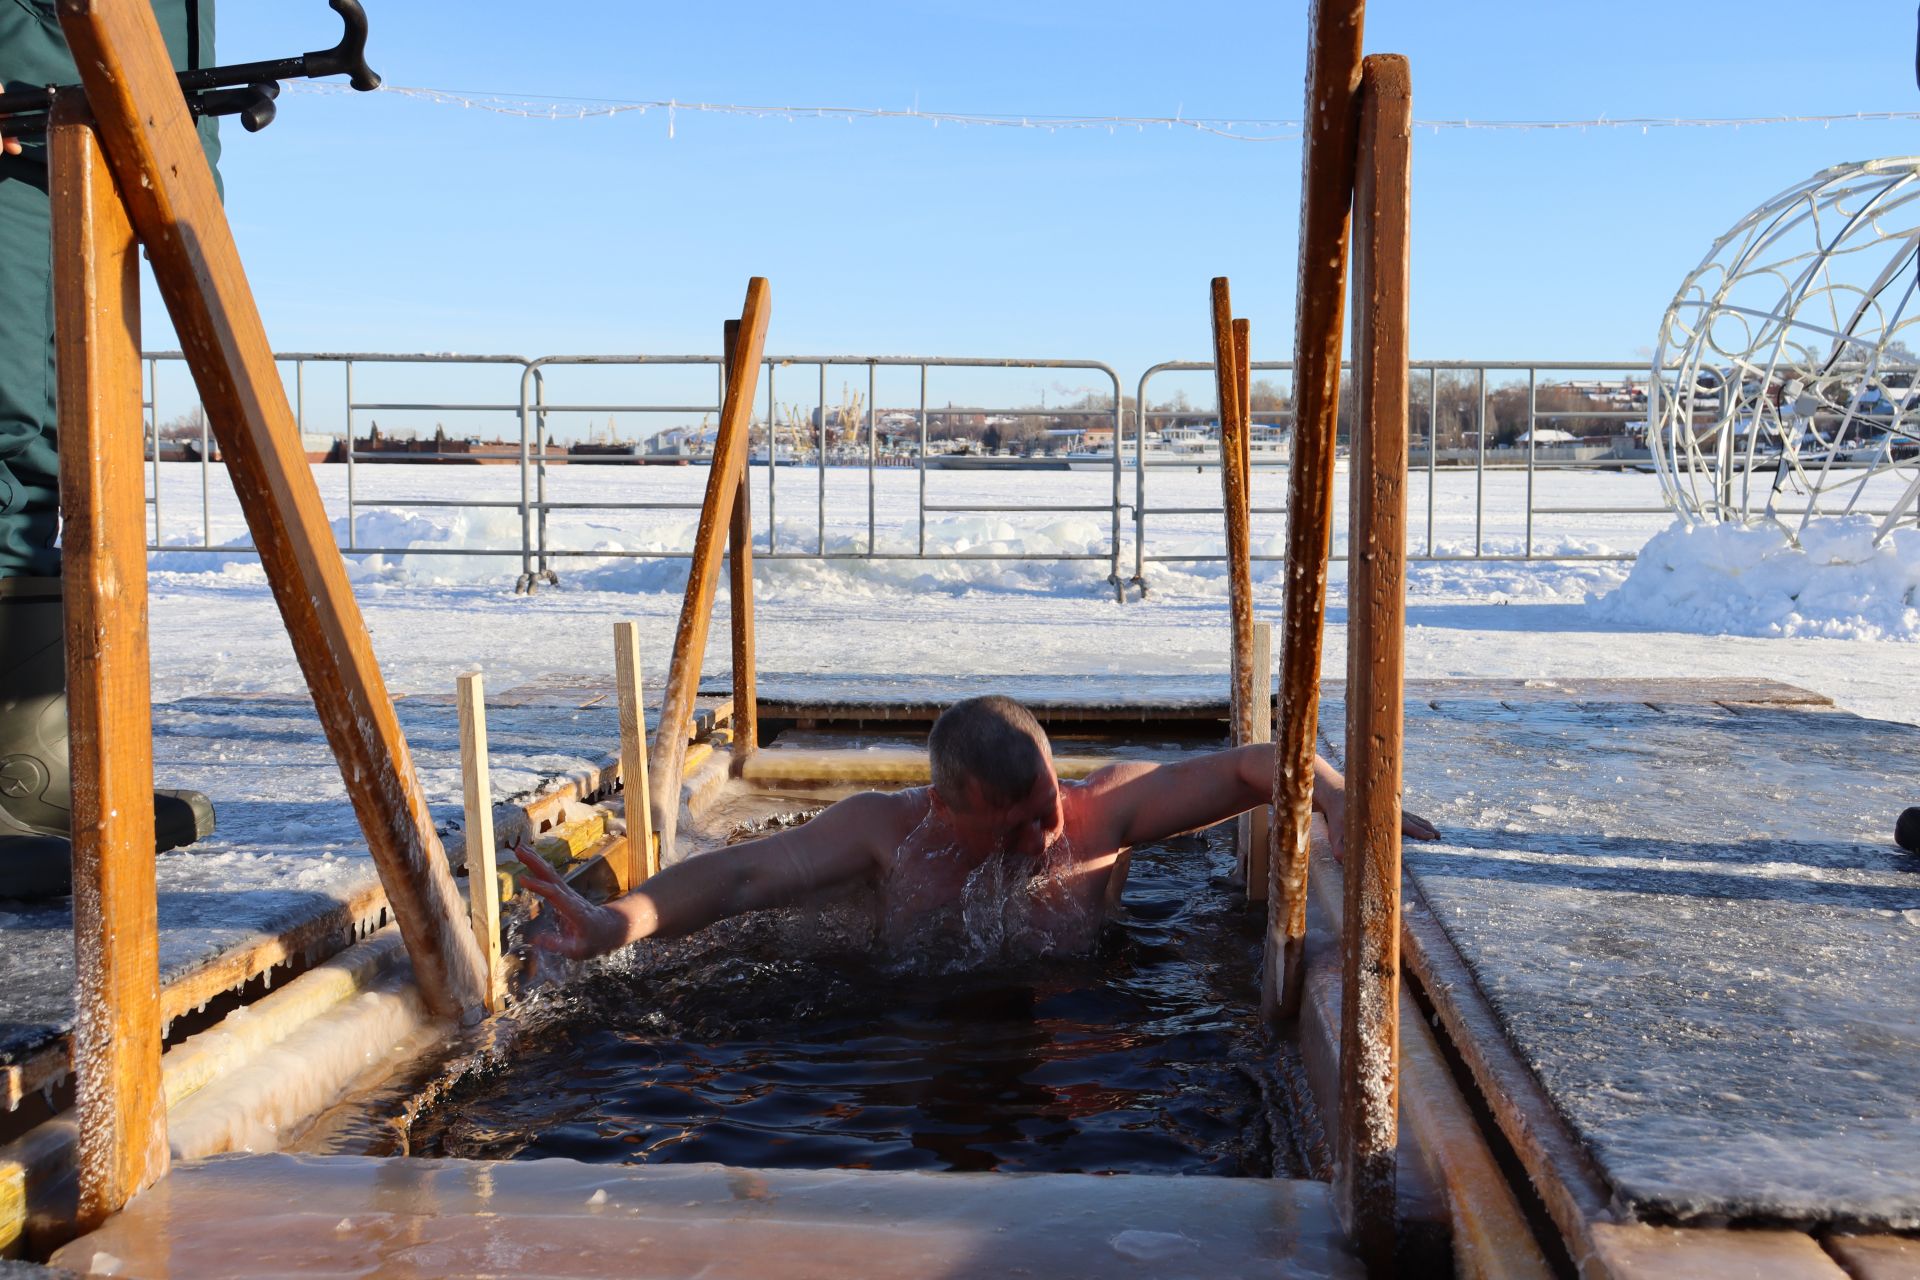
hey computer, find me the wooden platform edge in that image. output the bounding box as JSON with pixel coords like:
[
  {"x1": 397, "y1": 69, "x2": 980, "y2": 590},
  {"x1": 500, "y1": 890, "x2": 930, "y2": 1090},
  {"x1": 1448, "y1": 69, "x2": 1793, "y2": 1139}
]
[
  {"x1": 1302, "y1": 827, "x2": 1554, "y2": 1280},
  {"x1": 1400, "y1": 868, "x2": 1858, "y2": 1280},
  {"x1": 3, "y1": 879, "x2": 391, "y2": 1112}
]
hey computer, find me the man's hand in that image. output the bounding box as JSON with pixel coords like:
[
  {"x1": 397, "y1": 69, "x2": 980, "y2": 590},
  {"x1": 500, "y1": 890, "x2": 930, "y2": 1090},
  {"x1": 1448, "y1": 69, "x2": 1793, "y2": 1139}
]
[
  {"x1": 1323, "y1": 801, "x2": 1441, "y2": 864},
  {"x1": 2, "y1": 134, "x2": 20, "y2": 158},
  {"x1": 513, "y1": 844, "x2": 627, "y2": 960}
]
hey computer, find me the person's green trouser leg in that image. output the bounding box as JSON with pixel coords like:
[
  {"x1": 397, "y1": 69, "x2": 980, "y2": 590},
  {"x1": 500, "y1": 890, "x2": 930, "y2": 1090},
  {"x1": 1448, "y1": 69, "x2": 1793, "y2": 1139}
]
[{"x1": 0, "y1": 1, "x2": 221, "y2": 897}]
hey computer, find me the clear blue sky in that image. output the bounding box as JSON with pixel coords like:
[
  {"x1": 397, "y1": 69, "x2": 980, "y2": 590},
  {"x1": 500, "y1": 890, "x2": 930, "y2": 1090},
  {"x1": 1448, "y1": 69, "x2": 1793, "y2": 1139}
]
[{"x1": 155, "y1": 1, "x2": 1920, "y2": 381}]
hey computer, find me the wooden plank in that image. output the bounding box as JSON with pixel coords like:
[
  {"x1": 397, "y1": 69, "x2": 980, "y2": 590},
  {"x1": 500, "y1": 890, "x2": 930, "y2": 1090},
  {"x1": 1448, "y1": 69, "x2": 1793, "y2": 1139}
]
[
  {"x1": 50, "y1": 100, "x2": 168, "y2": 1231},
  {"x1": 1245, "y1": 621, "x2": 1273, "y2": 902},
  {"x1": 1211, "y1": 289, "x2": 1257, "y2": 884},
  {"x1": 724, "y1": 320, "x2": 759, "y2": 771},
  {"x1": 1824, "y1": 1235, "x2": 1920, "y2": 1280},
  {"x1": 1336, "y1": 52, "x2": 1412, "y2": 1271},
  {"x1": 0, "y1": 1157, "x2": 20, "y2": 1257},
  {"x1": 648, "y1": 279, "x2": 771, "y2": 862},
  {"x1": 456, "y1": 674, "x2": 505, "y2": 1013},
  {"x1": 1302, "y1": 831, "x2": 1553, "y2": 1280},
  {"x1": 55, "y1": 0, "x2": 486, "y2": 1020},
  {"x1": 1400, "y1": 877, "x2": 1615, "y2": 1267},
  {"x1": 614, "y1": 622, "x2": 657, "y2": 884},
  {"x1": 1269, "y1": 0, "x2": 1367, "y2": 1025},
  {"x1": 740, "y1": 748, "x2": 1113, "y2": 788},
  {"x1": 1586, "y1": 1223, "x2": 1849, "y2": 1280}
]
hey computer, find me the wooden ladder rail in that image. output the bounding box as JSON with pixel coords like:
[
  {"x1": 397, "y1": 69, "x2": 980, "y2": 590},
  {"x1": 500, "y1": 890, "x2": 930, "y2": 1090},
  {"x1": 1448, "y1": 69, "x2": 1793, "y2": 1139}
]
[
  {"x1": 51, "y1": 0, "x2": 496, "y2": 1225},
  {"x1": 1268, "y1": 0, "x2": 1367, "y2": 1023},
  {"x1": 1338, "y1": 51, "x2": 1413, "y2": 1276},
  {"x1": 724, "y1": 320, "x2": 759, "y2": 771},
  {"x1": 648, "y1": 281, "x2": 771, "y2": 858},
  {"x1": 49, "y1": 97, "x2": 167, "y2": 1234},
  {"x1": 1209, "y1": 282, "x2": 1260, "y2": 892}
]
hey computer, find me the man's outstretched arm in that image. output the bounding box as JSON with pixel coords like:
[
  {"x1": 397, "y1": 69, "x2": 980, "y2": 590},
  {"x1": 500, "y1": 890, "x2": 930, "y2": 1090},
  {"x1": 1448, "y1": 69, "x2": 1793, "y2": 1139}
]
[
  {"x1": 515, "y1": 789, "x2": 900, "y2": 960},
  {"x1": 1086, "y1": 744, "x2": 1438, "y2": 856}
]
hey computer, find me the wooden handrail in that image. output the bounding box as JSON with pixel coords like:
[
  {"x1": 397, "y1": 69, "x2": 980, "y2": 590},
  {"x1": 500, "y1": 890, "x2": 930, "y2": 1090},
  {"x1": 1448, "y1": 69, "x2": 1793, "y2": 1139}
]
[
  {"x1": 1337, "y1": 51, "x2": 1413, "y2": 1275},
  {"x1": 648, "y1": 281, "x2": 771, "y2": 858},
  {"x1": 1269, "y1": 0, "x2": 1368, "y2": 1023},
  {"x1": 725, "y1": 321, "x2": 760, "y2": 770}
]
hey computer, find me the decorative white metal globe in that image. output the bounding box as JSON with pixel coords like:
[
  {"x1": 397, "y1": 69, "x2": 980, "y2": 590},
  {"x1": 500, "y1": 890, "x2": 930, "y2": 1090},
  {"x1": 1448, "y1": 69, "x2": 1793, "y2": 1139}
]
[{"x1": 1651, "y1": 157, "x2": 1920, "y2": 545}]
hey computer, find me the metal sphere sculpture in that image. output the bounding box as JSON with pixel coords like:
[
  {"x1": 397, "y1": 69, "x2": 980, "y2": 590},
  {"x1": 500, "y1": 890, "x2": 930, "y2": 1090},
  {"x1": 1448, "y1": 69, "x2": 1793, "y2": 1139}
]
[{"x1": 1651, "y1": 157, "x2": 1920, "y2": 545}]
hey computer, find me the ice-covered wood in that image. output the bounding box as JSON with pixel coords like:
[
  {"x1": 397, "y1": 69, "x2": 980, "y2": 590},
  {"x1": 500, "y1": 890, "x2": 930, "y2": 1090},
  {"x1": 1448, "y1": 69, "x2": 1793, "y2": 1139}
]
[
  {"x1": 1337, "y1": 51, "x2": 1413, "y2": 1272},
  {"x1": 613, "y1": 622, "x2": 656, "y2": 885},
  {"x1": 649, "y1": 280, "x2": 770, "y2": 860},
  {"x1": 54, "y1": 0, "x2": 486, "y2": 1020},
  {"x1": 1244, "y1": 621, "x2": 1273, "y2": 902},
  {"x1": 1271, "y1": 0, "x2": 1368, "y2": 1025},
  {"x1": 1210, "y1": 285, "x2": 1258, "y2": 886},
  {"x1": 49, "y1": 100, "x2": 168, "y2": 1231},
  {"x1": 51, "y1": 1153, "x2": 1364, "y2": 1280},
  {"x1": 455, "y1": 674, "x2": 504, "y2": 1013}
]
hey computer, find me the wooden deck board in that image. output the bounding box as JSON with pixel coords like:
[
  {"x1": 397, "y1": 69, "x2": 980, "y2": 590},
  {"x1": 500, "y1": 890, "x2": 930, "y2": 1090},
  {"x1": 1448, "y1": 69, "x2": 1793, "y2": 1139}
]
[{"x1": 51, "y1": 1153, "x2": 1364, "y2": 1279}]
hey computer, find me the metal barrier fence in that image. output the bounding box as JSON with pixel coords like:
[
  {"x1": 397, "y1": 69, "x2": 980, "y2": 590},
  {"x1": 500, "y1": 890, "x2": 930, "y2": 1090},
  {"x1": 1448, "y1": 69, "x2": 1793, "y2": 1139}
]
[
  {"x1": 137, "y1": 351, "x2": 1733, "y2": 599},
  {"x1": 1129, "y1": 358, "x2": 1666, "y2": 593}
]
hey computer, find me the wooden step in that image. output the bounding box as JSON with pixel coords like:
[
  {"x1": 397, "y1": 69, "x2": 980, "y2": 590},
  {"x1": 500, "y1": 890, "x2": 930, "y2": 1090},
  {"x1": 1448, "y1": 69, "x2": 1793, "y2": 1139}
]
[{"x1": 53, "y1": 1153, "x2": 1364, "y2": 1279}]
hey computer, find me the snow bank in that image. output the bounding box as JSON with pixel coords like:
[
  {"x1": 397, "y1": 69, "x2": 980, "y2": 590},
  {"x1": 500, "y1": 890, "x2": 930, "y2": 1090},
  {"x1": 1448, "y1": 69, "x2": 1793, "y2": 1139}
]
[{"x1": 1591, "y1": 518, "x2": 1920, "y2": 642}]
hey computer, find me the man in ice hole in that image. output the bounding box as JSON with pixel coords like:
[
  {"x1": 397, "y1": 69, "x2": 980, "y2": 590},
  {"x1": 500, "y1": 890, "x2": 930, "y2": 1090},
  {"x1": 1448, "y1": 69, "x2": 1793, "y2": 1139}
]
[{"x1": 518, "y1": 694, "x2": 1439, "y2": 962}]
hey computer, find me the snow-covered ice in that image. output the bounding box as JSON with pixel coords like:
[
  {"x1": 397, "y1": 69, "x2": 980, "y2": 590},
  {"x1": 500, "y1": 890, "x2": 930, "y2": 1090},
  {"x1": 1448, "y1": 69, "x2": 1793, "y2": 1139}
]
[{"x1": 142, "y1": 463, "x2": 1916, "y2": 725}]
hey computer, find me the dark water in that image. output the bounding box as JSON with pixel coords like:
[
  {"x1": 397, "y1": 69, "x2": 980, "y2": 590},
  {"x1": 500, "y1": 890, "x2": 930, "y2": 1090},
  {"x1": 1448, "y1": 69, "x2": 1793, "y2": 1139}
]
[{"x1": 405, "y1": 825, "x2": 1320, "y2": 1177}]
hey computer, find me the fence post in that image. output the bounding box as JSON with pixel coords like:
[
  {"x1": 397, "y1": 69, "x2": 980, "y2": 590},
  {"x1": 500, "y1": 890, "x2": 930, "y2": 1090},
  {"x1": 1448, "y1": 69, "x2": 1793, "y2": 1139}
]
[
  {"x1": 614, "y1": 622, "x2": 657, "y2": 884},
  {"x1": 1211, "y1": 283, "x2": 1258, "y2": 885}
]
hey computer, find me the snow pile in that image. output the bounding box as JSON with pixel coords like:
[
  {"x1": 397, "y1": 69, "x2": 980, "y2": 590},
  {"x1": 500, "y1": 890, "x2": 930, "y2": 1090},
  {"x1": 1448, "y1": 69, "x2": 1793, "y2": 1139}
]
[{"x1": 1592, "y1": 518, "x2": 1920, "y2": 641}]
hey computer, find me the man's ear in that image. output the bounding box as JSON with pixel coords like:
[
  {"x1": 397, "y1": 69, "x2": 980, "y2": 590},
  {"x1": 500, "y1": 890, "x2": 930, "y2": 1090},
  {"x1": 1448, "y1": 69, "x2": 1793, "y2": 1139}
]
[{"x1": 928, "y1": 787, "x2": 952, "y2": 821}]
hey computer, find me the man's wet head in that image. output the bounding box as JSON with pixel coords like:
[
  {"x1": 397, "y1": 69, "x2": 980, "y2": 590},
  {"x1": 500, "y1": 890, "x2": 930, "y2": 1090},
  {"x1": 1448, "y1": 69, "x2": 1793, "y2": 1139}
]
[{"x1": 927, "y1": 696, "x2": 1062, "y2": 858}]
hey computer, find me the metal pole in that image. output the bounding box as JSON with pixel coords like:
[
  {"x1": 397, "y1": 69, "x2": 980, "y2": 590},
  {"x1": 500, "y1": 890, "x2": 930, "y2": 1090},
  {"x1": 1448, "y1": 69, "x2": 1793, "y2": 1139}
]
[
  {"x1": 345, "y1": 358, "x2": 356, "y2": 550},
  {"x1": 766, "y1": 360, "x2": 777, "y2": 555},
  {"x1": 147, "y1": 357, "x2": 160, "y2": 543},
  {"x1": 1110, "y1": 372, "x2": 1124, "y2": 599},
  {"x1": 199, "y1": 359, "x2": 210, "y2": 547},
  {"x1": 518, "y1": 364, "x2": 533, "y2": 588},
  {"x1": 1475, "y1": 365, "x2": 1486, "y2": 557},
  {"x1": 1427, "y1": 365, "x2": 1436, "y2": 557},
  {"x1": 867, "y1": 362, "x2": 877, "y2": 555},
  {"x1": 1134, "y1": 371, "x2": 1150, "y2": 592},
  {"x1": 818, "y1": 362, "x2": 827, "y2": 556},
  {"x1": 1525, "y1": 367, "x2": 1537, "y2": 558},
  {"x1": 918, "y1": 363, "x2": 928, "y2": 556},
  {"x1": 535, "y1": 367, "x2": 550, "y2": 580}
]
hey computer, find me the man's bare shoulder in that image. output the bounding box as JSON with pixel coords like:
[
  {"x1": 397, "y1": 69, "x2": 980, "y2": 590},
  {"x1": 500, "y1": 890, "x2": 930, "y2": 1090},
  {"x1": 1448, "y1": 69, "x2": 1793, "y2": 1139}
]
[{"x1": 820, "y1": 786, "x2": 932, "y2": 845}]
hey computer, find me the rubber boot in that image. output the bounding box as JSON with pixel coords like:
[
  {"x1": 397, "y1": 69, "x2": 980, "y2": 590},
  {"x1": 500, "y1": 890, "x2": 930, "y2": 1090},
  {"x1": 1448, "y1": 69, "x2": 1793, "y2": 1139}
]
[{"x1": 0, "y1": 579, "x2": 214, "y2": 899}]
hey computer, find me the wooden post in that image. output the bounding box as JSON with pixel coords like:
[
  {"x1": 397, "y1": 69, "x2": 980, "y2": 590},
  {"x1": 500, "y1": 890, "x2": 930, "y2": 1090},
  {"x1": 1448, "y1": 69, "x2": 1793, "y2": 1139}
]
[
  {"x1": 648, "y1": 278, "x2": 769, "y2": 860},
  {"x1": 1245, "y1": 621, "x2": 1274, "y2": 902},
  {"x1": 613, "y1": 622, "x2": 657, "y2": 885},
  {"x1": 56, "y1": 0, "x2": 486, "y2": 1018},
  {"x1": 456, "y1": 673, "x2": 505, "y2": 1014},
  {"x1": 1337, "y1": 52, "x2": 1412, "y2": 1275},
  {"x1": 51, "y1": 98, "x2": 168, "y2": 1231},
  {"x1": 724, "y1": 321, "x2": 759, "y2": 769},
  {"x1": 1268, "y1": 0, "x2": 1368, "y2": 1024},
  {"x1": 1211, "y1": 287, "x2": 1258, "y2": 884}
]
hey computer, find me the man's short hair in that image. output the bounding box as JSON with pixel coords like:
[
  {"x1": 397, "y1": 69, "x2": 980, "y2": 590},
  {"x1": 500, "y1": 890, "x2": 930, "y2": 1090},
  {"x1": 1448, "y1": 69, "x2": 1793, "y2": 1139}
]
[{"x1": 928, "y1": 695, "x2": 1049, "y2": 810}]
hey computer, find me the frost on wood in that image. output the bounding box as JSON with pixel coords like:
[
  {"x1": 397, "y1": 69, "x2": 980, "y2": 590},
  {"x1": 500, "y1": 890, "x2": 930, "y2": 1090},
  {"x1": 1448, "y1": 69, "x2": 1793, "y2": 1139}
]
[{"x1": 1393, "y1": 692, "x2": 1920, "y2": 1228}]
